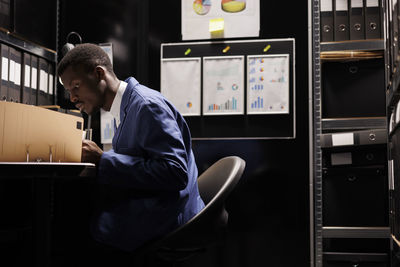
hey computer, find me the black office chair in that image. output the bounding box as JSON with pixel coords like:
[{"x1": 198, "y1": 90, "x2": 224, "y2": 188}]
[{"x1": 142, "y1": 156, "x2": 246, "y2": 265}]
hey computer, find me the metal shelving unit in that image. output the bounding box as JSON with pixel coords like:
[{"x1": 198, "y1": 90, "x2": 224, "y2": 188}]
[
  {"x1": 385, "y1": 0, "x2": 400, "y2": 264},
  {"x1": 310, "y1": 1, "x2": 390, "y2": 267},
  {"x1": 310, "y1": 0, "x2": 323, "y2": 266}
]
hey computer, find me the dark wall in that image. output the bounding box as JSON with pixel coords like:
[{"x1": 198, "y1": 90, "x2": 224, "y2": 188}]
[
  {"x1": 58, "y1": 0, "x2": 310, "y2": 266},
  {"x1": 0, "y1": 0, "x2": 57, "y2": 50},
  {"x1": 58, "y1": 0, "x2": 140, "y2": 144}
]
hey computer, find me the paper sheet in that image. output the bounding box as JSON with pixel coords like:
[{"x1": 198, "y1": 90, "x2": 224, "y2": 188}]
[
  {"x1": 14, "y1": 63, "x2": 21, "y2": 86},
  {"x1": 247, "y1": 54, "x2": 290, "y2": 114},
  {"x1": 161, "y1": 58, "x2": 201, "y2": 116},
  {"x1": 9, "y1": 60, "x2": 15, "y2": 83},
  {"x1": 39, "y1": 70, "x2": 47, "y2": 93},
  {"x1": 24, "y1": 65, "x2": 30, "y2": 87},
  {"x1": 332, "y1": 133, "x2": 354, "y2": 146},
  {"x1": 31, "y1": 67, "x2": 37, "y2": 89},
  {"x1": 203, "y1": 56, "x2": 244, "y2": 115},
  {"x1": 1, "y1": 57, "x2": 8, "y2": 81},
  {"x1": 49, "y1": 74, "x2": 54, "y2": 95}
]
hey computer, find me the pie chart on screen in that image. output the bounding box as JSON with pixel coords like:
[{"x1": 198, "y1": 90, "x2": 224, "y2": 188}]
[{"x1": 193, "y1": 0, "x2": 211, "y2": 15}]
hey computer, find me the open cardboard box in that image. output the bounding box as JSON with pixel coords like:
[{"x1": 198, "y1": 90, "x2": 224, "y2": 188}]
[{"x1": 0, "y1": 101, "x2": 83, "y2": 162}]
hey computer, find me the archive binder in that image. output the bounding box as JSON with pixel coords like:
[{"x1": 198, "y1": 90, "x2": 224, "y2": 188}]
[
  {"x1": 22, "y1": 53, "x2": 31, "y2": 105},
  {"x1": 30, "y1": 55, "x2": 38, "y2": 105},
  {"x1": 321, "y1": 0, "x2": 334, "y2": 42},
  {"x1": 47, "y1": 63, "x2": 54, "y2": 105},
  {"x1": 350, "y1": 0, "x2": 365, "y2": 40},
  {"x1": 393, "y1": 0, "x2": 399, "y2": 66},
  {"x1": 9, "y1": 47, "x2": 22, "y2": 103},
  {"x1": 0, "y1": 43, "x2": 9, "y2": 101},
  {"x1": 8, "y1": 47, "x2": 15, "y2": 102},
  {"x1": 365, "y1": 0, "x2": 381, "y2": 39},
  {"x1": 38, "y1": 58, "x2": 48, "y2": 105},
  {"x1": 334, "y1": 0, "x2": 350, "y2": 41},
  {"x1": 320, "y1": 129, "x2": 387, "y2": 147}
]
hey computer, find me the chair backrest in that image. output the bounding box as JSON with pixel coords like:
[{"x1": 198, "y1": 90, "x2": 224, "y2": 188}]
[
  {"x1": 197, "y1": 156, "x2": 246, "y2": 205},
  {"x1": 156, "y1": 156, "x2": 246, "y2": 249}
]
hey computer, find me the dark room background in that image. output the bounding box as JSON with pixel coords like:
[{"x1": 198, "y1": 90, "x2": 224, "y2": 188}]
[{"x1": 55, "y1": 1, "x2": 310, "y2": 266}]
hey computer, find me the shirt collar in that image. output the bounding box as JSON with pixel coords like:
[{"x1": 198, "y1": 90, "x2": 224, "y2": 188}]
[{"x1": 109, "y1": 80, "x2": 128, "y2": 127}]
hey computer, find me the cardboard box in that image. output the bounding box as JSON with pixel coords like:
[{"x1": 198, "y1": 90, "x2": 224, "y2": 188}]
[{"x1": 0, "y1": 101, "x2": 83, "y2": 162}]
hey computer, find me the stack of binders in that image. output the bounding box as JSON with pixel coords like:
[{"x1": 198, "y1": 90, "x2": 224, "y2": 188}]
[
  {"x1": 0, "y1": 42, "x2": 55, "y2": 106},
  {"x1": 320, "y1": 0, "x2": 382, "y2": 42}
]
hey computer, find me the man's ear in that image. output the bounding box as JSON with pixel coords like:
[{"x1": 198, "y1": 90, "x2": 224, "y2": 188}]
[{"x1": 94, "y1": 66, "x2": 106, "y2": 80}]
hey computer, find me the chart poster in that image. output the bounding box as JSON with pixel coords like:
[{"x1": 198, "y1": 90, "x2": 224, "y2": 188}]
[
  {"x1": 181, "y1": 0, "x2": 260, "y2": 40},
  {"x1": 100, "y1": 109, "x2": 115, "y2": 144},
  {"x1": 99, "y1": 43, "x2": 113, "y2": 65},
  {"x1": 203, "y1": 56, "x2": 244, "y2": 115},
  {"x1": 161, "y1": 58, "x2": 201, "y2": 116},
  {"x1": 247, "y1": 54, "x2": 289, "y2": 114}
]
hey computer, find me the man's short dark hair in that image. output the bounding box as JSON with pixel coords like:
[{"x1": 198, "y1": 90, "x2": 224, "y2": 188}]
[{"x1": 57, "y1": 43, "x2": 114, "y2": 76}]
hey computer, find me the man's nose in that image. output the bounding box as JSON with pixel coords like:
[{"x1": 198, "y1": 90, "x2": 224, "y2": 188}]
[{"x1": 69, "y1": 92, "x2": 78, "y2": 103}]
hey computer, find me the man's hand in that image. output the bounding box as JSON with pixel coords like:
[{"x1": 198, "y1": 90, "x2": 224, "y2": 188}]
[{"x1": 82, "y1": 139, "x2": 103, "y2": 164}]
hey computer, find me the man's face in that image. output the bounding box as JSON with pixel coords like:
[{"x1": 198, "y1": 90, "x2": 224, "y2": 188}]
[{"x1": 60, "y1": 66, "x2": 104, "y2": 115}]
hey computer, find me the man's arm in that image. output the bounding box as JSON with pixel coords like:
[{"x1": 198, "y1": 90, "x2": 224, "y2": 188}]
[{"x1": 83, "y1": 101, "x2": 190, "y2": 192}]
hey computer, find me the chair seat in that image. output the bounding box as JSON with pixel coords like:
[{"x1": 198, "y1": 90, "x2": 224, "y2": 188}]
[{"x1": 134, "y1": 156, "x2": 246, "y2": 264}]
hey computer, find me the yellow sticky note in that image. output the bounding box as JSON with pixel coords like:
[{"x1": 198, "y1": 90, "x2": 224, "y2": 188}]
[{"x1": 209, "y1": 18, "x2": 224, "y2": 34}]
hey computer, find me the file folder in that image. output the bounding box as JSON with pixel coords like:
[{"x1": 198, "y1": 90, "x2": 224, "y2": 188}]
[
  {"x1": 0, "y1": 43, "x2": 9, "y2": 101},
  {"x1": 364, "y1": 0, "x2": 381, "y2": 39},
  {"x1": 22, "y1": 53, "x2": 31, "y2": 105},
  {"x1": 350, "y1": 0, "x2": 365, "y2": 40},
  {"x1": 38, "y1": 58, "x2": 48, "y2": 105},
  {"x1": 334, "y1": 0, "x2": 350, "y2": 41},
  {"x1": 321, "y1": 0, "x2": 334, "y2": 42},
  {"x1": 9, "y1": 47, "x2": 22, "y2": 103},
  {"x1": 30, "y1": 55, "x2": 38, "y2": 105}
]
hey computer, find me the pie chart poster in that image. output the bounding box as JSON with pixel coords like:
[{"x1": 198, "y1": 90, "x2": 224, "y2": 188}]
[{"x1": 181, "y1": 0, "x2": 260, "y2": 40}]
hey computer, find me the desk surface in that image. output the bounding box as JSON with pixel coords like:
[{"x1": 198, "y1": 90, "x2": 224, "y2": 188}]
[{"x1": 0, "y1": 162, "x2": 96, "y2": 178}]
